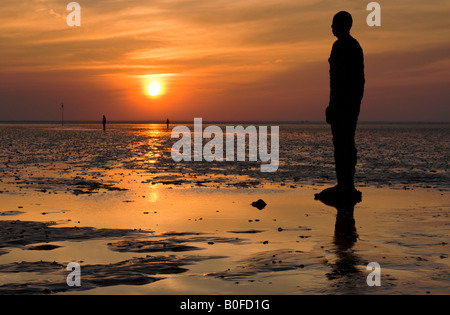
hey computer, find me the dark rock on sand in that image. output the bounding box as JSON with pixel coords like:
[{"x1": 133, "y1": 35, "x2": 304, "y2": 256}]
[{"x1": 251, "y1": 199, "x2": 267, "y2": 210}]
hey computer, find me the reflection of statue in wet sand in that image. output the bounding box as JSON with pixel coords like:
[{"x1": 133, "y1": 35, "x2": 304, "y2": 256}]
[
  {"x1": 318, "y1": 11, "x2": 365, "y2": 201},
  {"x1": 316, "y1": 196, "x2": 364, "y2": 287}
]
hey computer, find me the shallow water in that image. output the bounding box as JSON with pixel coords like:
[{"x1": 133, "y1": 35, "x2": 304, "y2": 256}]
[{"x1": 0, "y1": 186, "x2": 448, "y2": 295}]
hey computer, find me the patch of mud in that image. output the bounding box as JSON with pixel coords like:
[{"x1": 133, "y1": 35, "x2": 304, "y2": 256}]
[
  {"x1": 227, "y1": 229, "x2": 265, "y2": 234},
  {"x1": 26, "y1": 244, "x2": 63, "y2": 251},
  {"x1": 0, "y1": 211, "x2": 26, "y2": 216},
  {"x1": 107, "y1": 234, "x2": 247, "y2": 253},
  {"x1": 108, "y1": 240, "x2": 201, "y2": 253},
  {"x1": 0, "y1": 255, "x2": 223, "y2": 294},
  {"x1": 0, "y1": 220, "x2": 147, "y2": 256},
  {"x1": 0, "y1": 220, "x2": 235, "y2": 294},
  {"x1": 26, "y1": 177, "x2": 127, "y2": 195},
  {"x1": 206, "y1": 249, "x2": 324, "y2": 281}
]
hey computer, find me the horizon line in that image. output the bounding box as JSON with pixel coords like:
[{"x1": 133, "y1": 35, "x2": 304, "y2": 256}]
[{"x1": 0, "y1": 120, "x2": 449, "y2": 125}]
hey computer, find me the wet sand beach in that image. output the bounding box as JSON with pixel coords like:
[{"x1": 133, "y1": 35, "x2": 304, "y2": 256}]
[{"x1": 0, "y1": 123, "x2": 448, "y2": 295}]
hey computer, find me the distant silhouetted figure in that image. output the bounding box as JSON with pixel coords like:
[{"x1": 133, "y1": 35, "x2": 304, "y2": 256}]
[
  {"x1": 103, "y1": 115, "x2": 107, "y2": 132},
  {"x1": 166, "y1": 118, "x2": 170, "y2": 129},
  {"x1": 322, "y1": 11, "x2": 365, "y2": 199},
  {"x1": 61, "y1": 103, "x2": 64, "y2": 127}
]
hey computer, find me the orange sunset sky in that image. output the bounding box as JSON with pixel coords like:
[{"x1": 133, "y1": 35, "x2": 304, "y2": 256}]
[{"x1": 0, "y1": 0, "x2": 449, "y2": 122}]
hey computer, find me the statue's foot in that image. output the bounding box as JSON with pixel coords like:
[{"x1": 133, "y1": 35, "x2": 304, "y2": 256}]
[{"x1": 315, "y1": 185, "x2": 362, "y2": 203}]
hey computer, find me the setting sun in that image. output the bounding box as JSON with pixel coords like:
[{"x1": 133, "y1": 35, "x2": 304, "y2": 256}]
[{"x1": 147, "y1": 81, "x2": 162, "y2": 96}]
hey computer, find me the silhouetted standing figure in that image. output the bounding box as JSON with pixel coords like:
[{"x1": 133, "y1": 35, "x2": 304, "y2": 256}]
[
  {"x1": 166, "y1": 118, "x2": 169, "y2": 130},
  {"x1": 323, "y1": 11, "x2": 365, "y2": 199},
  {"x1": 103, "y1": 115, "x2": 107, "y2": 132}
]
